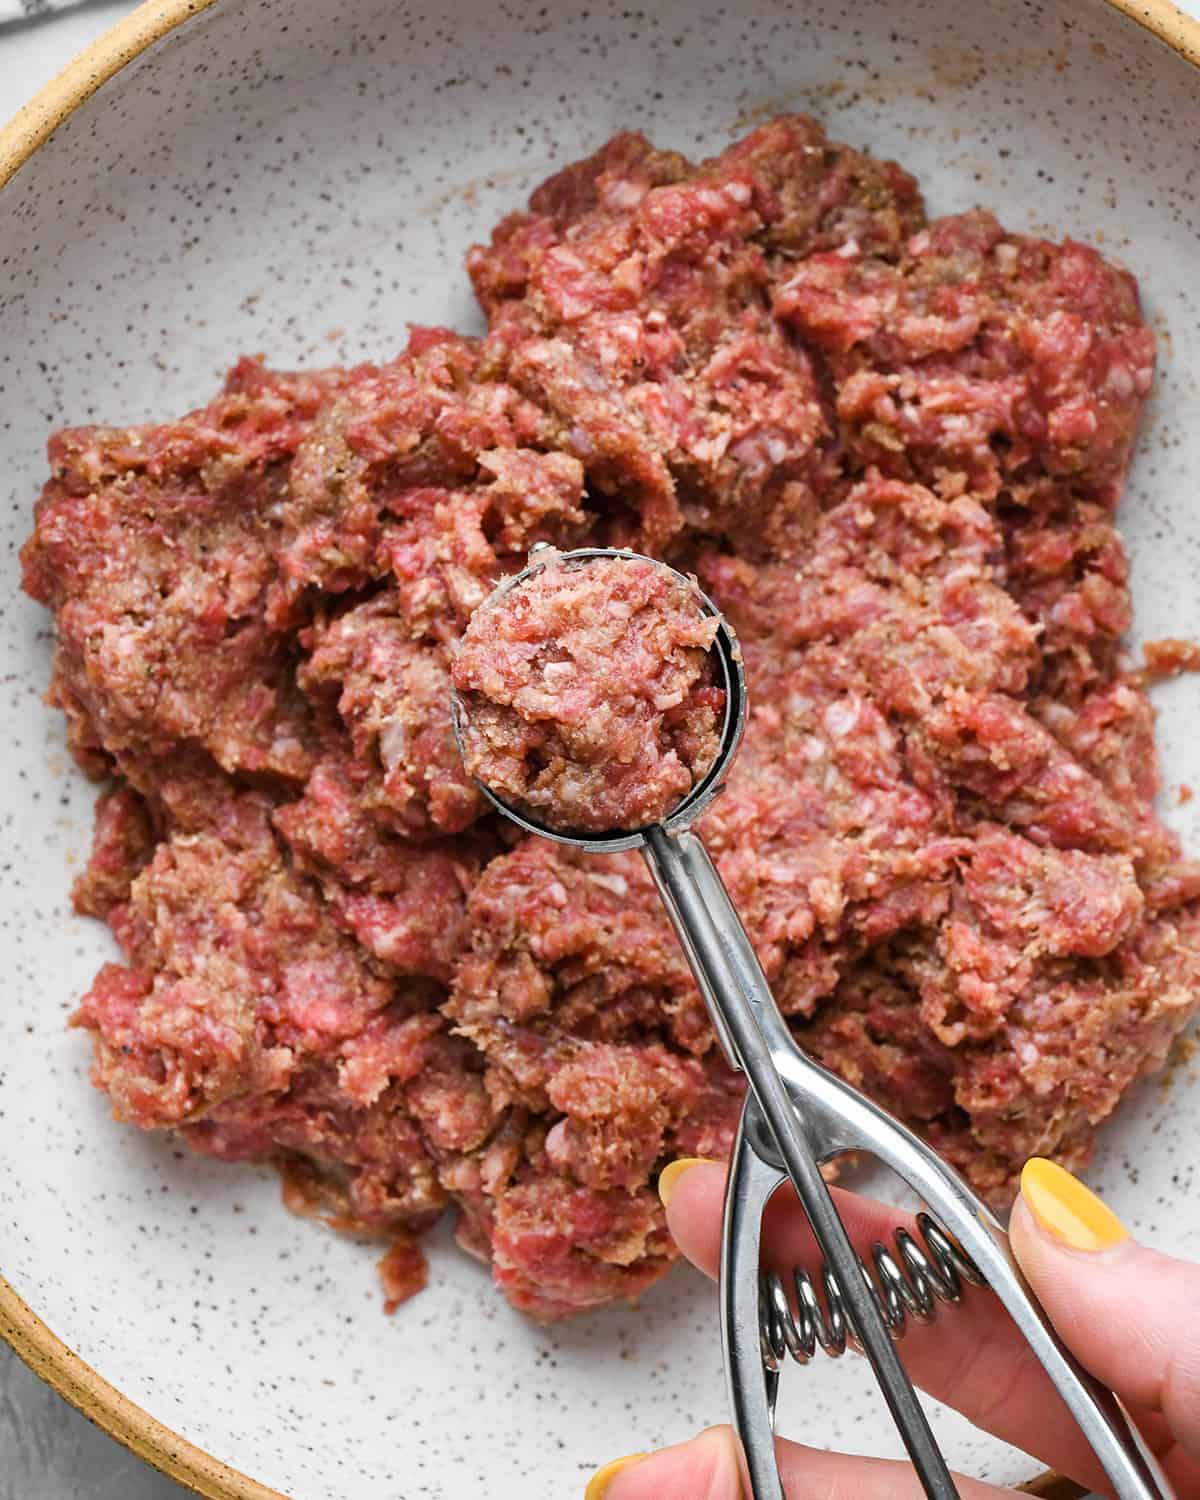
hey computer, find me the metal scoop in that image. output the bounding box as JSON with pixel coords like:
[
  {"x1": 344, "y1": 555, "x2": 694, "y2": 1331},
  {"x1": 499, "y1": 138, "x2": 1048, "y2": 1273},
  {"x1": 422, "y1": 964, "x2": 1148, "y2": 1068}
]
[{"x1": 452, "y1": 544, "x2": 1172, "y2": 1500}]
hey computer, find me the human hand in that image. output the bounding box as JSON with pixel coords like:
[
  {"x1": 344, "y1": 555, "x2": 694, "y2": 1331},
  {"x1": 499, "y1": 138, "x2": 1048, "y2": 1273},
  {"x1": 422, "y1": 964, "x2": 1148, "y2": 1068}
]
[{"x1": 584, "y1": 1158, "x2": 1200, "y2": 1499}]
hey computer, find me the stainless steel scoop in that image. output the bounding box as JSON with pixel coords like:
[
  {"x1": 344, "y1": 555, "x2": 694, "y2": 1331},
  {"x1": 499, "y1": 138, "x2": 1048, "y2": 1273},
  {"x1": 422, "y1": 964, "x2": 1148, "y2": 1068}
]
[{"x1": 452, "y1": 544, "x2": 1173, "y2": 1500}]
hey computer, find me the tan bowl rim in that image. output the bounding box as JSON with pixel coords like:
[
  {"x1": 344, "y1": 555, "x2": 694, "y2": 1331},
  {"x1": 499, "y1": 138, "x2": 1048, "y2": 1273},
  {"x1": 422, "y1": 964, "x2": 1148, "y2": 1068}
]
[{"x1": 1, "y1": 0, "x2": 1198, "y2": 1493}]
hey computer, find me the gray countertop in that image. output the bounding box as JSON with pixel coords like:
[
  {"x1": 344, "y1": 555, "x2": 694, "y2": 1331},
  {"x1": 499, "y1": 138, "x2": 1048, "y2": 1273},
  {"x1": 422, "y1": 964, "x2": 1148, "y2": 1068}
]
[{"x1": 1, "y1": 1347, "x2": 188, "y2": 1499}]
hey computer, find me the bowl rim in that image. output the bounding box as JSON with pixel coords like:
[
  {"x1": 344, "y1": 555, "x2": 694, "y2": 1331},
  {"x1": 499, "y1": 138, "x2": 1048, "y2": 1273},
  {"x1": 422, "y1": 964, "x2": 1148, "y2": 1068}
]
[{"x1": 1, "y1": 0, "x2": 1198, "y2": 1495}]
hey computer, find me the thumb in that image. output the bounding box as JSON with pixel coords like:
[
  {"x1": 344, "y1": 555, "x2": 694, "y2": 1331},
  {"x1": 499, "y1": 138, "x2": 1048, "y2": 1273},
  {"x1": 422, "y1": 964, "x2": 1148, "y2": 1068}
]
[
  {"x1": 1010, "y1": 1158, "x2": 1200, "y2": 1463},
  {"x1": 584, "y1": 1424, "x2": 1010, "y2": 1500},
  {"x1": 585, "y1": 1428, "x2": 742, "y2": 1500}
]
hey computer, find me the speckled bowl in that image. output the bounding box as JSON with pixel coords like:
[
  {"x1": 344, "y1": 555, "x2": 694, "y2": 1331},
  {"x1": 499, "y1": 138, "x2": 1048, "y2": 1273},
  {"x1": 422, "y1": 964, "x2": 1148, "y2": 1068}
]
[{"x1": 1, "y1": 0, "x2": 1199, "y2": 1496}]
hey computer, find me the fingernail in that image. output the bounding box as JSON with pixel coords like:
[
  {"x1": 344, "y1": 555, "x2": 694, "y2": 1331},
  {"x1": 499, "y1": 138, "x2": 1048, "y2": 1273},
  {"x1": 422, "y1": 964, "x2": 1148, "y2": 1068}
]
[
  {"x1": 1020, "y1": 1158, "x2": 1128, "y2": 1252},
  {"x1": 657, "y1": 1156, "x2": 718, "y2": 1207},
  {"x1": 584, "y1": 1453, "x2": 648, "y2": 1499}
]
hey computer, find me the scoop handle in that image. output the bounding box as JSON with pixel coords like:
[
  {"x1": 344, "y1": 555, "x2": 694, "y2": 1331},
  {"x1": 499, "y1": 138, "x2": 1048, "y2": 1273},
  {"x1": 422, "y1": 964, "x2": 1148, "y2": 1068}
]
[
  {"x1": 642, "y1": 825, "x2": 1173, "y2": 1500},
  {"x1": 642, "y1": 825, "x2": 961, "y2": 1499},
  {"x1": 720, "y1": 1101, "x2": 787, "y2": 1500},
  {"x1": 767, "y1": 1030, "x2": 1175, "y2": 1500}
]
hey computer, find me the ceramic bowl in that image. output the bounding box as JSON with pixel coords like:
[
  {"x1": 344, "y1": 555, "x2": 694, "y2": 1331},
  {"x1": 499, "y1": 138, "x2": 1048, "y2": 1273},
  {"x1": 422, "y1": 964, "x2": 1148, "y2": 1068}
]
[{"x1": 1, "y1": 0, "x2": 1198, "y2": 1495}]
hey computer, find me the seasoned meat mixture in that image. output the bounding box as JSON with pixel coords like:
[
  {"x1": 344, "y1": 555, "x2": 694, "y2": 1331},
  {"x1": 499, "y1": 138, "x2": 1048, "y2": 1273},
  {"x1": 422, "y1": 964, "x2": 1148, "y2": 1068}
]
[
  {"x1": 453, "y1": 551, "x2": 724, "y2": 833},
  {"x1": 23, "y1": 116, "x2": 1200, "y2": 1321}
]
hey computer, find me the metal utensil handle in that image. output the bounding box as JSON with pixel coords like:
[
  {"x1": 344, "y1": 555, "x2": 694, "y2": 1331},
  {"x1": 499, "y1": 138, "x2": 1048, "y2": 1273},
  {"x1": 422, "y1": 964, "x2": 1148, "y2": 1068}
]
[
  {"x1": 642, "y1": 826, "x2": 961, "y2": 1500},
  {"x1": 645, "y1": 828, "x2": 1173, "y2": 1500},
  {"x1": 722, "y1": 1100, "x2": 788, "y2": 1500},
  {"x1": 766, "y1": 1039, "x2": 1175, "y2": 1500}
]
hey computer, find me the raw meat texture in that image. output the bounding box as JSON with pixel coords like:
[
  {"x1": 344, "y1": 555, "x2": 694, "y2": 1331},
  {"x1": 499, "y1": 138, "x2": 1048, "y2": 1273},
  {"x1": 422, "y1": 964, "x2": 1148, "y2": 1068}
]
[
  {"x1": 272, "y1": 757, "x2": 484, "y2": 984},
  {"x1": 1143, "y1": 637, "x2": 1200, "y2": 681},
  {"x1": 444, "y1": 840, "x2": 742, "y2": 1317},
  {"x1": 776, "y1": 209, "x2": 1154, "y2": 503},
  {"x1": 275, "y1": 329, "x2": 588, "y2": 615},
  {"x1": 71, "y1": 794, "x2": 448, "y2": 1204},
  {"x1": 24, "y1": 115, "x2": 1200, "y2": 1323},
  {"x1": 454, "y1": 551, "x2": 724, "y2": 832},
  {"x1": 298, "y1": 595, "x2": 485, "y2": 838},
  {"x1": 469, "y1": 117, "x2": 922, "y2": 551},
  {"x1": 22, "y1": 360, "x2": 349, "y2": 787},
  {"x1": 71, "y1": 784, "x2": 157, "y2": 922},
  {"x1": 688, "y1": 474, "x2": 1200, "y2": 1205}
]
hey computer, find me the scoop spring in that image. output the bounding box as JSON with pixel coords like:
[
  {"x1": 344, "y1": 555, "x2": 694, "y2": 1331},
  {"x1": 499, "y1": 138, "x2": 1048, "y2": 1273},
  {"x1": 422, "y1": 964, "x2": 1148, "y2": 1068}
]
[{"x1": 759, "y1": 1212, "x2": 988, "y2": 1369}]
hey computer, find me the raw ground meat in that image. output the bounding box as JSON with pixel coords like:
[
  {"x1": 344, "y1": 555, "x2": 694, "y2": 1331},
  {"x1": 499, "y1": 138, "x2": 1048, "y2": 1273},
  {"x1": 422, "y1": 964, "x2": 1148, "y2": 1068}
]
[
  {"x1": 1143, "y1": 637, "x2": 1200, "y2": 681},
  {"x1": 23, "y1": 114, "x2": 1200, "y2": 1321},
  {"x1": 453, "y1": 550, "x2": 724, "y2": 832},
  {"x1": 469, "y1": 117, "x2": 922, "y2": 554},
  {"x1": 775, "y1": 209, "x2": 1155, "y2": 505},
  {"x1": 444, "y1": 840, "x2": 741, "y2": 1317},
  {"x1": 72, "y1": 792, "x2": 452, "y2": 1234}
]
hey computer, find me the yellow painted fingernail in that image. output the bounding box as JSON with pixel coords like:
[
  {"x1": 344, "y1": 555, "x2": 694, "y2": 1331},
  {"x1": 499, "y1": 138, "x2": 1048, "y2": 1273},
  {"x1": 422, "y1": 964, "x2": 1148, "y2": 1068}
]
[
  {"x1": 584, "y1": 1453, "x2": 648, "y2": 1499},
  {"x1": 657, "y1": 1156, "x2": 718, "y2": 1207},
  {"x1": 1020, "y1": 1158, "x2": 1128, "y2": 1252}
]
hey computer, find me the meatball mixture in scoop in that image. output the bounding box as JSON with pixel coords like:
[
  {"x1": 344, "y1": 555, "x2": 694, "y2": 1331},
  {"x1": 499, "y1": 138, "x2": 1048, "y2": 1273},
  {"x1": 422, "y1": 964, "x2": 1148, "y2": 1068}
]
[{"x1": 453, "y1": 552, "x2": 725, "y2": 833}]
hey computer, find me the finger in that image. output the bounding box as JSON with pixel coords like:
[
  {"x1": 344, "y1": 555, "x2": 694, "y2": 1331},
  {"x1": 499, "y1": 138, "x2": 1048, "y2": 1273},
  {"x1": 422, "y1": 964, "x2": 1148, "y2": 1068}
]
[
  {"x1": 1011, "y1": 1157, "x2": 1200, "y2": 1488},
  {"x1": 656, "y1": 1160, "x2": 1142, "y2": 1493},
  {"x1": 659, "y1": 1157, "x2": 932, "y2": 1283},
  {"x1": 586, "y1": 1423, "x2": 1012, "y2": 1500}
]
